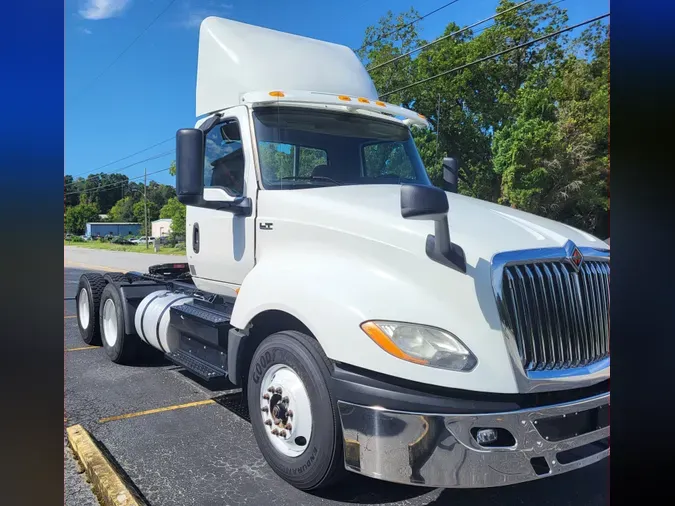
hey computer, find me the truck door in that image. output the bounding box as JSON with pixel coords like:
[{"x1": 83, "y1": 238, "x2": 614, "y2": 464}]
[{"x1": 186, "y1": 106, "x2": 257, "y2": 290}]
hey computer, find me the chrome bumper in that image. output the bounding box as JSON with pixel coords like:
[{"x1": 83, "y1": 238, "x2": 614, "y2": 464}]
[{"x1": 337, "y1": 392, "x2": 609, "y2": 488}]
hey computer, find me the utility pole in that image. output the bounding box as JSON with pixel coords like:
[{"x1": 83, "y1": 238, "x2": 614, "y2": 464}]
[{"x1": 144, "y1": 167, "x2": 148, "y2": 249}]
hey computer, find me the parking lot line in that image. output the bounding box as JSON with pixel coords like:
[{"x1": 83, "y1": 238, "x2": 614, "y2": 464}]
[
  {"x1": 64, "y1": 259, "x2": 120, "y2": 272},
  {"x1": 67, "y1": 346, "x2": 102, "y2": 352},
  {"x1": 98, "y1": 399, "x2": 216, "y2": 424},
  {"x1": 64, "y1": 315, "x2": 77, "y2": 319}
]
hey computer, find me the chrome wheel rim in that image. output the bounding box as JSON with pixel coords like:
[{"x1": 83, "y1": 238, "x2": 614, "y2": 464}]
[
  {"x1": 259, "y1": 364, "x2": 312, "y2": 457},
  {"x1": 78, "y1": 288, "x2": 90, "y2": 329},
  {"x1": 102, "y1": 298, "x2": 118, "y2": 347}
]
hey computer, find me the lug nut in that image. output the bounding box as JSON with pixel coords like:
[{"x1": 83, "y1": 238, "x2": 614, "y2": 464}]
[
  {"x1": 272, "y1": 428, "x2": 279, "y2": 435},
  {"x1": 282, "y1": 396, "x2": 289, "y2": 403},
  {"x1": 285, "y1": 423, "x2": 292, "y2": 431},
  {"x1": 263, "y1": 393, "x2": 270, "y2": 400},
  {"x1": 264, "y1": 419, "x2": 272, "y2": 426},
  {"x1": 261, "y1": 406, "x2": 268, "y2": 413},
  {"x1": 275, "y1": 387, "x2": 283, "y2": 394},
  {"x1": 268, "y1": 387, "x2": 275, "y2": 393},
  {"x1": 287, "y1": 410, "x2": 293, "y2": 418},
  {"x1": 280, "y1": 430, "x2": 287, "y2": 437}
]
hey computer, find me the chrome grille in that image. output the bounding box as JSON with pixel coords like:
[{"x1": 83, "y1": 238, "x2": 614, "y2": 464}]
[{"x1": 500, "y1": 259, "x2": 609, "y2": 371}]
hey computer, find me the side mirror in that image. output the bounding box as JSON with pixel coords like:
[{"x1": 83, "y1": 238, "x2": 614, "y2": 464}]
[
  {"x1": 401, "y1": 183, "x2": 448, "y2": 221},
  {"x1": 176, "y1": 128, "x2": 205, "y2": 206},
  {"x1": 400, "y1": 184, "x2": 466, "y2": 273},
  {"x1": 442, "y1": 156, "x2": 459, "y2": 193},
  {"x1": 175, "y1": 128, "x2": 251, "y2": 215}
]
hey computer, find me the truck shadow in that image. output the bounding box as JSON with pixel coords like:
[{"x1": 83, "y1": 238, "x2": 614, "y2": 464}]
[
  {"x1": 312, "y1": 458, "x2": 607, "y2": 505},
  {"x1": 425, "y1": 460, "x2": 608, "y2": 506}
]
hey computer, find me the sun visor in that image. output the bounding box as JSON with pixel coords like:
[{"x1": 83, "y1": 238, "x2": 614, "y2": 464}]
[{"x1": 196, "y1": 17, "x2": 379, "y2": 117}]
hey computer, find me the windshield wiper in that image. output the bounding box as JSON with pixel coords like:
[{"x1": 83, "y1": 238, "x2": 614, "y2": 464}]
[{"x1": 280, "y1": 176, "x2": 343, "y2": 186}]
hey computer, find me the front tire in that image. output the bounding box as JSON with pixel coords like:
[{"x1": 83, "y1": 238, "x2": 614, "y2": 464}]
[
  {"x1": 99, "y1": 284, "x2": 139, "y2": 364},
  {"x1": 247, "y1": 330, "x2": 346, "y2": 490}
]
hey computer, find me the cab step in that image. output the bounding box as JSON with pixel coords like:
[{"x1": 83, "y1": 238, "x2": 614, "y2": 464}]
[{"x1": 166, "y1": 349, "x2": 227, "y2": 381}]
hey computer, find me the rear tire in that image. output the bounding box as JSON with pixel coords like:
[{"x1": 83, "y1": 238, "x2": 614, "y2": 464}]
[
  {"x1": 103, "y1": 272, "x2": 128, "y2": 283},
  {"x1": 99, "y1": 283, "x2": 139, "y2": 364},
  {"x1": 247, "y1": 330, "x2": 346, "y2": 490},
  {"x1": 76, "y1": 273, "x2": 105, "y2": 345}
]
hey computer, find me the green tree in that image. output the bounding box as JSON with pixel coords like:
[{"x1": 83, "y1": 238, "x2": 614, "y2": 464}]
[
  {"x1": 359, "y1": 1, "x2": 608, "y2": 235},
  {"x1": 108, "y1": 197, "x2": 135, "y2": 222},
  {"x1": 493, "y1": 23, "x2": 609, "y2": 236},
  {"x1": 159, "y1": 197, "x2": 186, "y2": 238},
  {"x1": 65, "y1": 197, "x2": 100, "y2": 235}
]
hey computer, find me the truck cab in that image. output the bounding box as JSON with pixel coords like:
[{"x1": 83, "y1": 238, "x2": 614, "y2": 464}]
[{"x1": 75, "y1": 16, "x2": 609, "y2": 493}]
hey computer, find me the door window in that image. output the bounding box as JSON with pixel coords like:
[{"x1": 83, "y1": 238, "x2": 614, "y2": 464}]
[{"x1": 204, "y1": 119, "x2": 245, "y2": 196}]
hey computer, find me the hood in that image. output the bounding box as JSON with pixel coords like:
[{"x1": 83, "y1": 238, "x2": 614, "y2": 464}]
[{"x1": 260, "y1": 185, "x2": 608, "y2": 267}]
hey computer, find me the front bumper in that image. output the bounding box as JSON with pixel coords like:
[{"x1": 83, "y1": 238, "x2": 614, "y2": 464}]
[{"x1": 337, "y1": 392, "x2": 609, "y2": 488}]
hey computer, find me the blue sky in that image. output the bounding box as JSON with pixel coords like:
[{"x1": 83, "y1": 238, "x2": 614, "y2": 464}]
[{"x1": 65, "y1": 0, "x2": 608, "y2": 188}]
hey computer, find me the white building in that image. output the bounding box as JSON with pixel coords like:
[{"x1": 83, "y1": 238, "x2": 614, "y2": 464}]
[{"x1": 151, "y1": 218, "x2": 172, "y2": 238}]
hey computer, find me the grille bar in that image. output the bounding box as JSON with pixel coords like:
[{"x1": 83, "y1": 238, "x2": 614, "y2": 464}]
[{"x1": 502, "y1": 260, "x2": 610, "y2": 372}]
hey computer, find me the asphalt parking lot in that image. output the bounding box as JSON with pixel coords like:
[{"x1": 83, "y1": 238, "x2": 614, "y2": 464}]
[{"x1": 64, "y1": 265, "x2": 609, "y2": 506}]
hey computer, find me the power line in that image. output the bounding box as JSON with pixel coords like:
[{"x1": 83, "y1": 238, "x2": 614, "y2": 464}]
[
  {"x1": 65, "y1": 148, "x2": 176, "y2": 188},
  {"x1": 368, "y1": 0, "x2": 536, "y2": 72},
  {"x1": 66, "y1": 136, "x2": 174, "y2": 182},
  {"x1": 356, "y1": 0, "x2": 462, "y2": 52},
  {"x1": 65, "y1": 162, "x2": 174, "y2": 197},
  {"x1": 71, "y1": 0, "x2": 179, "y2": 103},
  {"x1": 379, "y1": 13, "x2": 609, "y2": 99}
]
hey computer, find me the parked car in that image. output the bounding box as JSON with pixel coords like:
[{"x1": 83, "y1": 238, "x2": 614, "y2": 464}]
[
  {"x1": 130, "y1": 236, "x2": 155, "y2": 245},
  {"x1": 111, "y1": 236, "x2": 134, "y2": 245}
]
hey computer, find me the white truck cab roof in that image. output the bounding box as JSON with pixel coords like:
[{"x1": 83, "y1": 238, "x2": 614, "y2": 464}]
[{"x1": 196, "y1": 17, "x2": 428, "y2": 128}]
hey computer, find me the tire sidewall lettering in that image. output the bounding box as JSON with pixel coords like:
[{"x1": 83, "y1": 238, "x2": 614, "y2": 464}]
[{"x1": 252, "y1": 349, "x2": 275, "y2": 384}]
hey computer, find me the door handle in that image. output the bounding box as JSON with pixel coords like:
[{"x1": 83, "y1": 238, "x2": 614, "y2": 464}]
[{"x1": 193, "y1": 223, "x2": 200, "y2": 253}]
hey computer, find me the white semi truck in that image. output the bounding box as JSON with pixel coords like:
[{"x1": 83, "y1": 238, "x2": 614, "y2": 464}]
[{"x1": 75, "y1": 17, "x2": 609, "y2": 492}]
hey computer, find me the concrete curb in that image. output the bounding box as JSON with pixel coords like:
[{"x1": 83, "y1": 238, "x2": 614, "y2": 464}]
[{"x1": 66, "y1": 424, "x2": 146, "y2": 506}]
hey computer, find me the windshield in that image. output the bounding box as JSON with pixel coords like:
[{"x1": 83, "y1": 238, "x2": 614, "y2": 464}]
[{"x1": 252, "y1": 106, "x2": 432, "y2": 189}]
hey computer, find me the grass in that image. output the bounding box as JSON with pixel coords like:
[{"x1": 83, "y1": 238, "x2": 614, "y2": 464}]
[{"x1": 64, "y1": 240, "x2": 186, "y2": 256}]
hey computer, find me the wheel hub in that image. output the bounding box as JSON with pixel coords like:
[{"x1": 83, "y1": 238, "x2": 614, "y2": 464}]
[
  {"x1": 102, "y1": 298, "x2": 118, "y2": 347},
  {"x1": 78, "y1": 288, "x2": 90, "y2": 329},
  {"x1": 259, "y1": 365, "x2": 311, "y2": 457}
]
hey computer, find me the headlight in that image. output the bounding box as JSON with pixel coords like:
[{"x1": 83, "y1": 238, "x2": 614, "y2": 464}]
[{"x1": 360, "y1": 321, "x2": 477, "y2": 372}]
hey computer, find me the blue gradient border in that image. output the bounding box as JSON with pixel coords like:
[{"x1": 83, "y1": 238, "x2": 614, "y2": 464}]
[{"x1": 0, "y1": 2, "x2": 64, "y2": 505}]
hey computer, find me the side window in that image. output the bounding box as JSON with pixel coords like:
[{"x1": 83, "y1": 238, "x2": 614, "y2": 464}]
[
  {"x1": 362, "y1": 142, "x2": 415, "y2": 179},
  {"x1": 258, "y1": 142, "x2": 328, "y2": 181},
  {"x1": 204, "y1": 119, "x2": 245, "y2": 196}
]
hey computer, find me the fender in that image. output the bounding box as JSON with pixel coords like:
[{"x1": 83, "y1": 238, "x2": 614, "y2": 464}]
[{"x1": 230, "y1": 249, "x2": 521, "y2": 394}]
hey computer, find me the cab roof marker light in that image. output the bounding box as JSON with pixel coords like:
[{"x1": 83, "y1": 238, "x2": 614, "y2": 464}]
[
  {"x1": 269, "y1": 91, "x2": 285, "y2": 97},
  {"x1": 239, "y1": 91, "x2": 429, "y2": 128}
]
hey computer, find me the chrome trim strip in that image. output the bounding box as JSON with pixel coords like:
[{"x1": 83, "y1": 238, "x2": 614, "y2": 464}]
[
  {"x1": 491, "y1": 242, "x2": 610, "y2": 392},
  {"x1": 338, "y1": 393, "x2": 609, "y2": 488},
  {"x1": 527, "y1": 357, "x2": 610, "y2": 379}
]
